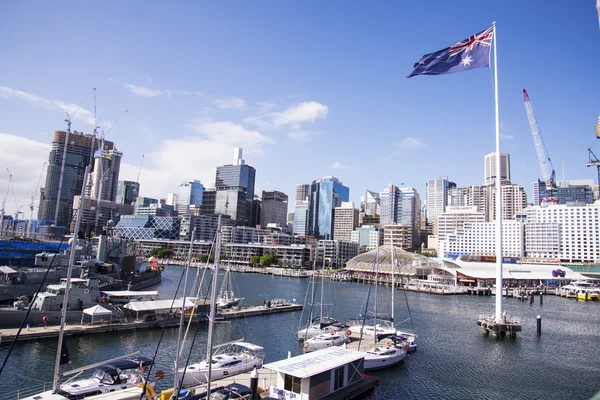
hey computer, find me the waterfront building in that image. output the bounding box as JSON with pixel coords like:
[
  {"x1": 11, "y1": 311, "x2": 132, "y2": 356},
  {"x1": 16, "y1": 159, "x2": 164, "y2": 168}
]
[
  {"x1": 116, "y1": 181, "x2": 139, "y2": 205},
  {"x1": 179, "y1": 213, "x2": 233, "y2": 242},
  {"x1": 426, "y1": 177, "x2": 455, "y2": 224},
  {"x1": 261, "y1": 190, "x2": 288, "y2": 229},
  {"x1": 317, "y1": 239, "x2": 359, "y2": 269},
  {"x1": 39, "y1": 130, "x2": 113, "y2": 228},
  {"x1": 308, "y1": 176, "x2": 350, "y2": 239},
  {"x1": 380, "y1": 184, "x2": 421, "y2": 249},
  {"x1": 221, "y1": 225, "x2": 263, "y2": 245},
  {"x1": 521, "y1": 203, "x2": 600, "y2": 263},
  {"x1": 439, "y1": 220, "x2": 525, "y2": 259},
  {"x1": 113, "y1": 215, "x2": 181, "y2": 240},
  {"x1": 533, "y1": 179, "x2": 595, "y2": 205},
  {"x1": 436, "y1": 206, "x2": 486, "y2": 244},
  {"x1": 295, "y1": 184, "x2": 310, "y2": 203},
  {"x1": 293, "y1": 200, "x2": 309, "y2": 236},
  {"x1": 213, "y1": 148, "x2": 256, "y2": 226},
  {"x1": 484, "y1": 151, "x2": 511, "y2": 185},
  {"x1": 488, "y1": 184, "x2": 527, "y2": 220},
  {"x1": 350, "y1": 226, "x2": 381, "y2": 250},
  {"x1": 333, "y1": 202, "x2": 359, "y2": 241},
  {"x1": 178, "y1": 180, "x2": 205, "y2": 215},
  {"x1": 382, "y1": 223, "x2": 411, "y2": 250},
  {"x1": 134, "y1": 239, "x2": 212, "y2": 259}
]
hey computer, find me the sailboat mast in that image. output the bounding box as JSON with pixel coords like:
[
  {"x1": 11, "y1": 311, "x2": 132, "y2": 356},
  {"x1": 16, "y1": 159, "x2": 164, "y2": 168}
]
[
  {"x1": 173, "y1": 228, "x2": 195, "y2": 395},
  {"x1": 206, "y1": 216, "x2": 222, "y2": 397},
  {"x1": 374, "y1": 245, "x2": 379, "y2": 345},
  {"x1": 319, "y1": 247, "x2": 325, "y2": 321},
  {"x1": 52, "y1": 165, "x2": 90, "y2": 393},
  {"x1": 391, "y1": 231, "x2": 395, "y2": 323}
]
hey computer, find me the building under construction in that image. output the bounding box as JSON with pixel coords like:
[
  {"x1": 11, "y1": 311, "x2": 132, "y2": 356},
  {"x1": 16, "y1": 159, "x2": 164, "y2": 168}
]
[{"x1": 38, "y1": 130, "x2": 115, "y2": 229}]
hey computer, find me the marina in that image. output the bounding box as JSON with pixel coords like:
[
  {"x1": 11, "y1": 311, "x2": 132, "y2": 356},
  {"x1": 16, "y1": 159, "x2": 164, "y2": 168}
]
[{"x1": 1, "y1": 266, "x2": 599, "y2": 399}]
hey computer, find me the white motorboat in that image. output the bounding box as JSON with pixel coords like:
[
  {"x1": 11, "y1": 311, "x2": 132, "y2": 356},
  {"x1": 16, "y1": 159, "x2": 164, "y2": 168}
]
[
  {"x1": 303, "y1": 330, "x2": 350, "y2": 353},
  {"x1": 179, "y1": 342, "x2": 264, "y2": 387}
]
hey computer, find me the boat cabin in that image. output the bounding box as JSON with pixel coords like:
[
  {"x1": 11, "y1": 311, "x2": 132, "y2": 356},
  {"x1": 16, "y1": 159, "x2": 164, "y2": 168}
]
[{"x1": 264, "y1": 347, "x2": 367, "y2": 400}]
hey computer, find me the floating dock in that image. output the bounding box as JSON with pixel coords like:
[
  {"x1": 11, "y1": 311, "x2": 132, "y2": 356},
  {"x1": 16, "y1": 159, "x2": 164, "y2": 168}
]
[
  {"x1": 477, "y1": 314, "x2": 522, "y2": 338},
  {"x1": 0, "y1": 304, "x2": 302, "y2": 344}
]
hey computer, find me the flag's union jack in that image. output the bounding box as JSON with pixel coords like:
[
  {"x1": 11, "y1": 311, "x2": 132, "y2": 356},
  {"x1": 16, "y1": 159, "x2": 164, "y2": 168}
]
[{"x1": 449, "y1": 26, "x2": 494, "y2": 57}]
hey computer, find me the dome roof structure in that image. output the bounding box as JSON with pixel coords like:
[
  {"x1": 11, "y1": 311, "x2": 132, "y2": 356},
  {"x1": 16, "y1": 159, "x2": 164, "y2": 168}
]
[{"x1": 345, "y1": 245, "x2": 440, "y2": 276}]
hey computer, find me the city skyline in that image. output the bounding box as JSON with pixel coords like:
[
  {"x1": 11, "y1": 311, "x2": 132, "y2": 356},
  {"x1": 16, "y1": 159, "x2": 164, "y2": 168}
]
[{"x1": 1, "y1": 1, "x2": 599, "y2": 219}]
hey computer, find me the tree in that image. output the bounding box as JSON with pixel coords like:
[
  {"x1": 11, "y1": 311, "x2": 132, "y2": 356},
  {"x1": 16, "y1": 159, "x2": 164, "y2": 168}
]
[
  {"x1": 249, "y1": 255, "x2": 261, "y2": 266},
  {"x1": 199, "y1": 254, "x2": 209, "y2": 263},
  {"x1": 259, "y1": 253, "x2": 275, "y2": 268},
  {"x1": 157, "y1": 248, "x2": 173, "y2": 258}
]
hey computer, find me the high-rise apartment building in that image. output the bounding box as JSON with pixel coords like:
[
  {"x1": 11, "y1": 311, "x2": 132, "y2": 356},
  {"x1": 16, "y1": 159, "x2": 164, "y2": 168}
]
[
  {"x1": 426, "y1": 177, "x2": 455, "y2": 224},
  {"x1": 38, "y1": 130, "x2": 113, "y2": 228},
  {"x1": 260, "y1": 190, "x2": 288, "y2": 228},
  {"x1": 308, "y1": 177, "x2": 350, "y2": 239},
  {"x1": 447, "y1": 187, "x2": 469, "y2": 207},
  {"x1": 116, "y1": 181, "x2": 139, "y2": 205},
  {"x1": 484, "y1": 152, "x2": 511, "y2": 185},
  {"x1": 380, "y1": 184, "x2": 421, "y2": 248},
  {"x1": 213, "y1": 148, "x2": 256, "y2": 226},
  {"x1": 333, "y1": 202, "x2": 359, "y2": 241},
  {"x1": 295, "y1": 184, "x2": 310, "y2": 203},
  {"x1": 382, "y1": 224, "x2": 411, "y2": 250},
  {"x1": 489, "y1": 184, "x2": 527, "y2": 220},
  {"x1": 177, "y1": 180, "x2": 205, "y2": 215},
  {"x1": 90, "y1": 149, "x2": 122, "y2": 203},
  {"x1": 293, "y1": 200, "x2": 309, "y2": 236}
]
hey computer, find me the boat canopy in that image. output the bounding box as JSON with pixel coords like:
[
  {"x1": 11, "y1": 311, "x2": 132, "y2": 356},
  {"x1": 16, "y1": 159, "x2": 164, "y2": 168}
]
[
  {"x1": 0, "y1": 266, "x2": 17, "y2": 274},
  {"x1": 123, "y1": 298, "x2": 197, "y2": 312},
  {"x1": 232, "y1": 342, "x2": 264, "y2": 352},
  {"x1": 101, "y1": 290, "x2": 159, "y2": 298},
  {"x1": 83, "y1": 304, "x2": 112, "y2": 316},
  {"x1": 109, "y1": 356, "x2": 153, "y2": 370}
]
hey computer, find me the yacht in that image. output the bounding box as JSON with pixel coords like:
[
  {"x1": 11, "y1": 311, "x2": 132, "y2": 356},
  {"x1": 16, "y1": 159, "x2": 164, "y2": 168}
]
[{"x1": 302, "y1": 330, "x2": 350, "y2": 353}]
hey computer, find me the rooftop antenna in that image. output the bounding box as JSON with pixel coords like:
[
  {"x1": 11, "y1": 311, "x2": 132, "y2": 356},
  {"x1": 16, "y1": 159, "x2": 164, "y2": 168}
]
[
  {"x1": 0, "y1": 169, "x2": 12, "y2": 236},
  {"x1": 54, "y1": 89, "x2": 93, "y2": 226}
]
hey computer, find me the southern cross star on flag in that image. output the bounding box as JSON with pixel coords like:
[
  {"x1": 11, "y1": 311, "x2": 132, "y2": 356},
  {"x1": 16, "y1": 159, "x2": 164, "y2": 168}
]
[{"x1": 408, "y1": 26, "x2": 494, "y2": 78}]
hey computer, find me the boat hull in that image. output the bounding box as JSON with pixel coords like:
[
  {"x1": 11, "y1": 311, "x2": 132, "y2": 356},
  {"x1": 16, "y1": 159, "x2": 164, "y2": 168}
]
[
  {"x1": 0, "y1": 309, "x2": 86, "y2": 328},
  {"x1": 364, "y1": 348, "x2": 407, "y2": 371},
  {"x1": 180, "y1": 358, "x2": 263, "y2": 387}
]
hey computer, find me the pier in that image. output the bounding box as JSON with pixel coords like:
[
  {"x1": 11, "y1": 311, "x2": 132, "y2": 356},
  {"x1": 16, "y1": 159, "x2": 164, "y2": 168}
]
[
  {"x1": 0, "y1": 304, "x2": 302, "y2": 344},
  {"x1": 477, "y1": 314, "x2": 522, "y2": 338}
]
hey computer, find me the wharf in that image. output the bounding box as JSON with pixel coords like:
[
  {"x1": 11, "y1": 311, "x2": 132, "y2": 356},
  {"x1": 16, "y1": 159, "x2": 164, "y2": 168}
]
[
  {"x1": 0, "y1": 304, "x2": 302, "y2": 344},
  {"x1": 477, "y1": 314, "x2": 522, "y2": 338}
]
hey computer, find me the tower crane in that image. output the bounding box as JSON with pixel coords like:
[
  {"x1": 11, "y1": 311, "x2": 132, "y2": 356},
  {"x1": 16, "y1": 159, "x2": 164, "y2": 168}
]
[
  {"x1": 29, "y1": 162, "x2": 46, "y2": 238},
  {"x1": 132, "y1": 154, "x2": 144, "y2": 199},
  {"x1": 0, "y1": 169, "x2": 12, "y2": 236},
  {"x1": 523, "y1": 89, "x2": 557, "y2": 205},
  {"x1": 586, "y1": 117, "x2": 600, "y2": 200}
]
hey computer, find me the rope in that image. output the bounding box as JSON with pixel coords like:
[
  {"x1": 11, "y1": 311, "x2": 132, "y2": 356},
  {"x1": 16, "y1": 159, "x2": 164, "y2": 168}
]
[{"x1": 0, "y1": 236, "x2": 66, "y2": 376}]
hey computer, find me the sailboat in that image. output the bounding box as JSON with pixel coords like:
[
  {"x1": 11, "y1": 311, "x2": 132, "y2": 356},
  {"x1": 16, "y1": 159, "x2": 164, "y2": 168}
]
[
  {"x1": 19, "y1": 166, "x2": 156, "y2": 400},
  {"x1": 176, "y1": 220, "x2": 263, "y2": 389},
  {"x1": 297, "y1": 251, "x2": 345, "y2": 341},
  {"x1": 216, "y1": 261, "x2": 243, "y2": 309},
  {"x1": 358, "y1": 243, "x2": 407, "y2": 371}
]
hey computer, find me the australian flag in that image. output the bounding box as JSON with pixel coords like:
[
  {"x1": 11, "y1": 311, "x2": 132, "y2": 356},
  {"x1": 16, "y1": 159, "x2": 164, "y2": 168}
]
[{"x1": 408, "y1": 26, "x2": 494, "y2": 78}]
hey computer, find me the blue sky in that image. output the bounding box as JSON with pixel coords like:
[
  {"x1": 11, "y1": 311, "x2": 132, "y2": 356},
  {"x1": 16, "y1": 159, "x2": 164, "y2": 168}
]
[{"x1": 1, "y1": 1, "x2": 599, "y2": 217}]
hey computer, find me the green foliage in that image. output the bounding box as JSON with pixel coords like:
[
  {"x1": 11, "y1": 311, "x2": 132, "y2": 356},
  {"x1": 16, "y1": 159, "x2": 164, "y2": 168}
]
[
  {"x1": 157, "y1": 248, "x2": 173, "y2": 258},
  {"x1": 259, "y1": 253, "x2": 275, "y2": 268},
  {"x1": 198, "y1": 254, "x2": 215, "y2": 263},
  {"x1": 249, "y1": 255, "x2": 261, "y2": 266}
]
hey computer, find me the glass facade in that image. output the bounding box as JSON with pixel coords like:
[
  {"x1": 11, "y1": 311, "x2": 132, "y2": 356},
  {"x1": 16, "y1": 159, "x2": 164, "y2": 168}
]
[
  {"x1": 293, "y1": 202, "x2": 309, "y2": 236},
  {"x1": 116, "y1": 181, "x2": 139, "y2": 205},
  {"x1": 536, "y1": 182, "x2": 594, "y2": 205},
  {"x1": 214, "y1": 164, "x2": 256, "y2": 225},
  {"x1": 308, "y1": 177, "x2": 349, "y2": 239},
  {"x1": 178, "y1": 180, "x2": 205, "y2": 214},
  {"x1": 380, "y1": 184, "x2": 421, "y2": 248}
]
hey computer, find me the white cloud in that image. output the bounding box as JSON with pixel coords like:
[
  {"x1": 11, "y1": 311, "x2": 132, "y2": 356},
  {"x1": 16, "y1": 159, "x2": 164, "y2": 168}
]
[
  {"x1": 0, "y1": 133, "x2": 50, "y2": 217},
  {"x1": 180, "y1": 91, "x2": 207, "y2": 98},
  {"x1": 0, "y1": 86, "x2": 96, "y2": 126},
  {"x1": 166, "y1": 89, "x2": 173, "y2": 100},
  {"x1": 245, "y1": 101, "x2": 328, "y2": 130},
  {"x1": 330, "y1": 161, "x2": 350, "y2": 170},
  {"x1": 287, "y1": 130, "x2": 314, "y2": 142},
  {"x1": 119, "y1": 121, "x2": 275, "y2": 200},
  {"x1": 213, "y1": 97, "x2": 247, "y2": 110},
  {"x1": 396, "y1": 137, "x2": 427, "y2": 149},
  {"x1": 123, "y1": 83, "x2": 163, "y2": 97}
]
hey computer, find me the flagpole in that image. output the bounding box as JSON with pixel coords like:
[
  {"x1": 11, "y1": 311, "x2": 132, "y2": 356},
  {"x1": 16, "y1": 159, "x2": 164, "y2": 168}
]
[{"x1": 492, "y1": 21, "x2": 503, "y2": 323}]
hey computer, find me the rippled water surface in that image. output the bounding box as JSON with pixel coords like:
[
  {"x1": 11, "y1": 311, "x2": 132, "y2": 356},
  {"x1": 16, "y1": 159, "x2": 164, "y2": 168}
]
[{"x1": 1, "y1": 265, "x2": 599, "y2": 399}]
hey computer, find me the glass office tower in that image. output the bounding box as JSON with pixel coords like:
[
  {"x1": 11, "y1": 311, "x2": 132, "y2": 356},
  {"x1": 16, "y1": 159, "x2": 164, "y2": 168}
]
[{"x1": 308, "y1": 177, "x2": 349, "y2": 239}]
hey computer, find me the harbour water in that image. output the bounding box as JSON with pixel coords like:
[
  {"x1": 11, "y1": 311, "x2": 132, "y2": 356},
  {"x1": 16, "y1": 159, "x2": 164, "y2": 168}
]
[{"x1": 1, "y1": 265, "x2": 599, "y2": 399}]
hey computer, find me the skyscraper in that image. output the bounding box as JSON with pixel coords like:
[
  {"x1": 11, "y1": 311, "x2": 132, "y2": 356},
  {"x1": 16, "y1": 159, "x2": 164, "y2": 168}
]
[
  {"x1": 380, "y1": 184, "x2": 422, "y2": 248},
  {"x1": 295, "y1": 184, "x2": 310, "y2": 203},
  {"x1": 484, "y1": 152, "x2": 511, "y2": 185},
  {"x1": 308, "y1": 176, "x2": 350, "y2": 239},
  {"x1": 361, "y1": 190, "x2": 380, "y2": 214},
  {"x1": 38, "y1": 130, "x2": 113, "y2": 228},
  {"x1": 116, "y1": 181, "x2": 140, "y2": 205},
  {"x1": 333, "y1": 202, "x2": 359, "y2": 241},
  {"x1": 90, "y1": 148, "x2": 122, "y2": 202},
  {"x1": 293, "y1": 200, "x2": 309, "y2": 236},
  {"x1": 177, "y1": 180, "x2": 205, "y2": 215},
  {"x1": 260, "y1": 190, "x2": 288, "y2": 228},
  {"x1": 426, "y1": 177, "x2": 455, "y2": 224},
  {"x1": 213, "y1": 148, "x2": 256, "y2": 226}
]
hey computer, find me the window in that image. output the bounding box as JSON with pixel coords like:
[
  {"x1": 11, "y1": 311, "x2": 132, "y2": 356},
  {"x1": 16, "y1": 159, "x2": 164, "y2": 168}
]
[
  {"x1": 334, "y1": 367, "x2": 344, "y2": 391},
  {"x1": 284, "y1": 374, "x2": 301, "y2": 394}
]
